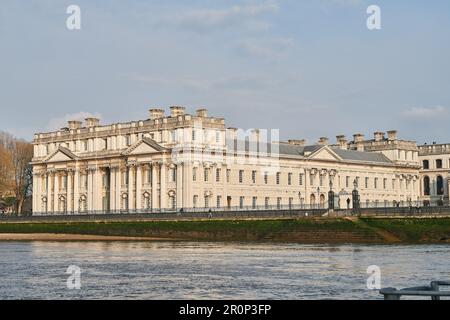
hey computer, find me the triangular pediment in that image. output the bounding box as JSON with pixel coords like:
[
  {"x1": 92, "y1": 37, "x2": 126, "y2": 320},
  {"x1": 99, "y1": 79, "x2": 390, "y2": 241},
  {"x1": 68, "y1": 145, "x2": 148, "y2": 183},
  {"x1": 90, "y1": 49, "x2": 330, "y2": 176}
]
[
  {"x1": 122, "y1": 138, "x2": 167, "y2": 156},
  {"x1": 307, "y1": 146, "x2": 342, "y2": 161},
  {"x1": 44, "y1": 147, "x2": 77, "y2": 163}
]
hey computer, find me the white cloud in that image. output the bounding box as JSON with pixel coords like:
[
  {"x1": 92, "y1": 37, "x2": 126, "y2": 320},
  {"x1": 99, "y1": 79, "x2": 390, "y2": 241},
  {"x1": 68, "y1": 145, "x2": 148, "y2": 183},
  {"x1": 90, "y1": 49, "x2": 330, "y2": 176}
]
[
  {"x1": 160, "y1": 0, "x2": 279, "y2": 31},
  {"x1": 46, "y1": 111, "x2": 102, "y2": 131},
  {"x1": 402, "y1": 105, "x2": 448, "y2": 118}
]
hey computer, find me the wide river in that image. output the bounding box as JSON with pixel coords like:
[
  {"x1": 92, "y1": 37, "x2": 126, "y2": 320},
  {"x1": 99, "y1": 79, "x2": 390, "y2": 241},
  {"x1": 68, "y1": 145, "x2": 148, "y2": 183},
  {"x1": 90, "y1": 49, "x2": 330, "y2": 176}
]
[{"x1": 0, "y1": 241, "x2": 448, "y2": 299}]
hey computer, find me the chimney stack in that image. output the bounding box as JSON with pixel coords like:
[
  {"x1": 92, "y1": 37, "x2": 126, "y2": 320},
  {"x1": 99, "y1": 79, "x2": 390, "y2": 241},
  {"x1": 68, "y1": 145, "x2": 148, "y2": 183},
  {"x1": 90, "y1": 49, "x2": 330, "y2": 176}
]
[
  {"x1": 288, "y1": 139, "x2": 306, "y2": 147},
  {"x1": 387, "y1": 130, "x2": 398, "y2": 141},
  {"x1": 85, "y1": 118, "x2": 100, "y2": 128},
  {"x1": 318, "y1": 137, "x2": 329, "y2": 145},
  {"x1": 374, "y1": 131, "x2": 385, "y2": 142},
  {"x1": 170, "y1": 106, "x2": 186, "y2": 117},
  {"x1": 68, "y1": 120, "x2": 82, "y2": 130},
  {"x1": 149, "y1": 108, "x2": 165, "y2": 120},
  {"x1": 353, "y1": 133, "x2": 365, "y2": 143},
  {"x1": 196, "y1": 108, "x2": 208, "y2": 118},
  {"x1": 336, "y1": 135, "x2": 348, "y2": 150}
]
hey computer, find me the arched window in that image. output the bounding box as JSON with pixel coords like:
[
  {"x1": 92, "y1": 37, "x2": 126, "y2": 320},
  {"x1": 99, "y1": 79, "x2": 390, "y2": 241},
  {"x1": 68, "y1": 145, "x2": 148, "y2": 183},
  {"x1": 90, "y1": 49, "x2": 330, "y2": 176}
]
[
  {"x1": 423, "y1": 176, "x2": 430, "y2": 196},
  {"x1": 437, "y1": 176, "x2": 444, "y2": 195},
  {"x1": 310, "y1": 194, "x2": 316, "y2": 206}
]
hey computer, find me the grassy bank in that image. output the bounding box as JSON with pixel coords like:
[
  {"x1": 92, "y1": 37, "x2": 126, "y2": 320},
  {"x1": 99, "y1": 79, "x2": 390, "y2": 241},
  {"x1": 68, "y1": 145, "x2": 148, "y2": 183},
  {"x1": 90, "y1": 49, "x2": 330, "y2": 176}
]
[{"x1": 0, "y1": 218, "x2": 450, "y2": 243}]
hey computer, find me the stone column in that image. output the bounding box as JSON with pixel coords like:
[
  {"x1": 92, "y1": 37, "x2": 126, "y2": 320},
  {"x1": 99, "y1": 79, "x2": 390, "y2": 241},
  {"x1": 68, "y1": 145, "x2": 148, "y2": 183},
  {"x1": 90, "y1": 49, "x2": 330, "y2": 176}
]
[
  {"x1": 67, "y1": 170, "x2": 73, "y2": 213},
  {"x1": 87, "y1": 169, "x2": 93, "y2": 212},
  {"x1": 110, "y1": 167, "x2": 116, "y2": 212},
  {"x1": 176, "y1": 163, "x2": 183, "y2": 209},
  {"x1": 73, "y1": 169, "x2": 80, "y2": 213},
  {"x1": 152, "y1": 163, "x2": 158, "y2": 210},
  {"x1": 47, "y1": 172, "x2": 52, "y2": 213},
  {"x1": 183, "y1": 162, "x2": 191, "y2": 209},
  {"x1": 94, "y1": 168, "x2": 101, "y2": 211},
  {"x1": 32, "y1": 173, "x2": 38, "y2": 214},
  {"x1": 160, "y1": 162, "x2": 166, "y2": 209},
  {"x1": 115, "y1": 168, "x2": 121, "y2": 211},
  {"x1": 136, "y1": 165, "x2": 142, "y2": 211},
  {"x1": 128, "y1": 165, "x2": 135, "y2": 211},
  {"x1": 53, "y1": 172, "x2": 59, "y2": 213}
]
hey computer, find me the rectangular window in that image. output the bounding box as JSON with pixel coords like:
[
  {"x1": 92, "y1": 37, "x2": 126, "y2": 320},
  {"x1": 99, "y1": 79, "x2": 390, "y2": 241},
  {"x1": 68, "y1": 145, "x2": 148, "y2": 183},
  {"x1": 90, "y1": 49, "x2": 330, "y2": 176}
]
[
  {"x1": 252, "y1": 197, "x2": 257, "y2": 209},
  {"x1": 205, "y1": 197, "x2": 209, "y2": 208},
  {"x1": 319, "y1": 175, "x2": 323, "y2": 187},
  {"x1": 252, "y1": 170, "x2": 256, "y2": 184},
  {"x1": 264, "y1": 172, "x2": 268, "y2": 184},
  {"x1": 172, "y1": 168, "x2": 176, "y2": 182},
  {"x1": 193, "y1": 195, "x2": 198, "y2": 208},
  {"x1": 299, "y1": 174, "x2": 303, "y2": 186},
  {"x1": 383, "y1": 178, "x2": 387, "y2": 189},
  {"x1": 365, "y1": 177, "x2": 369, "y2": 189},
  {"x1": 277, "y1": 197, "x2": 282, "y2": 209},
  {"x1": 436, "y1": 159, "x2": 443, "y2": 169},
  {"x1": 276, "y1": 172, "x2": 280, "y2": 185},
  {"x1": 265, "y1": 197, "x2": 270, "y2": 209},
  {"x1": 239, "y1": 170, "x2": 244, "y2": 183},
  {"x1": 239, "y1": 196, "x2": 244, "y2": 209},
  {"x1": 216, "y1": 168, "x2": 221, "y2": 182},
  {"x1": 288, "y1": 197, "x2": 293, "y2": 209},
  {"x1": 216, "y1": 131, "x2": 220, "y2": 143},
  {"x1": 226, "y1": 169, "x2": 231, "y2": 183},
  {"x1": 216, "y1": 196, "x2": 221, "y2": 208},
  {"x1": 288, "y1": 173, "x2": 292, "y2": 186},
  {"x1": 374, "y1": 178, "x2": 378, "y2": 189},
  {"x1": 147, "y1": 168, "x2": 152, "y2": 184},
  {"x1": 204, "y1": 168, "x2": 209, "y2": 182},
  {"x1": 192, "y1": 130, "x2": 196, "y2": 141},
  {"x1": 193, "y1": 168, "x2": 197, "y2": 182},
  {"x1": 346, "y1": 176, "x2": 350, "y2": 188}
]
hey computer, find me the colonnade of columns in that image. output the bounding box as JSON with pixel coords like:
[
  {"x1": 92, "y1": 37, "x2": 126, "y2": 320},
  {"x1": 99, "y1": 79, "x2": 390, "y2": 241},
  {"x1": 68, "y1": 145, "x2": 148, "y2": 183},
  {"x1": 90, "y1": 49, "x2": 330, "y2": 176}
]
[{"x1": 32, "y1": 161, "x2": 188, "y2": 214}]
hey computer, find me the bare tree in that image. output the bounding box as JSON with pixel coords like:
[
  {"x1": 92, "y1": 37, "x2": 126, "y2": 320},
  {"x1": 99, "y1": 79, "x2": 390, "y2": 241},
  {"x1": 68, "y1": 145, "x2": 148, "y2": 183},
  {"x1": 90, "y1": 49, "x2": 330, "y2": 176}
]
[
  {"x1": 11, "y1": 141, "x2": 33, "y2": 215},
  {"x1": 0, "y1": 145, "x2": 14, "y2": 196}
]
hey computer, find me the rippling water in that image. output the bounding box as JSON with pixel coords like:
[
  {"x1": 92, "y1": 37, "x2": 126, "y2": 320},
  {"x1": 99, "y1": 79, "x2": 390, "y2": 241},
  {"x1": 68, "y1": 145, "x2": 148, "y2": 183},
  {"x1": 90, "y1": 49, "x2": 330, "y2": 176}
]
[{"x1": 0, "y1": 241, "x2": 449, "y2": 300}]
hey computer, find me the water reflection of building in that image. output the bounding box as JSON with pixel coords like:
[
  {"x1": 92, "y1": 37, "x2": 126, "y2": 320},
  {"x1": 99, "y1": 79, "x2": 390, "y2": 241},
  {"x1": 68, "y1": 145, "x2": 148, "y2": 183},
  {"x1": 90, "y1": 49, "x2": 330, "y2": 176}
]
[{"x1": 30, "y1": 106, "x2": 445, "y2": 214}]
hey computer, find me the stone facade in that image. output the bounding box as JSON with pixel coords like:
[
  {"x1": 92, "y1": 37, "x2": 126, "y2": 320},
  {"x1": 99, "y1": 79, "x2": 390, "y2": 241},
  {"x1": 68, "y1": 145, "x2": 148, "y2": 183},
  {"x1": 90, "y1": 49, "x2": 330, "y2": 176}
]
[
  {"x1": 418, "y1": 143, "x2": 450, "y2": 204},
  {"x1": 31, "y1": 107, "x2": 428, "y2": 214}
]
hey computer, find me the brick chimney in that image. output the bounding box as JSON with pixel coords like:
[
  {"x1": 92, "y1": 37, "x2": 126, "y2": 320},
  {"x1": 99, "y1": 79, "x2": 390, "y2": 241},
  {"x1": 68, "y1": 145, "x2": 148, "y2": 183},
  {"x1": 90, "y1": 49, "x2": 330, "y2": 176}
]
[
  {"x1": 196, "y1": 108, "x2": 208, "y2": 118},
  {"x1": 387, "y1": 130, "x2": 398, "y2": 141},
  {"x1": 85, "y1": 118, "x2": 100, "y2": 128},
  {"x1": 374, "y1": 131, "x2": 385, "y2": 142},
  {"x1": 288, "y1": 139, "x2": 306, "y2": 146},
  {"x1": 170, "y1": 106, "x2": 186, "y2": 117},
  {"x1": 149, "y1": 108, "x2": 165, "y2": 120},
  {"x1": 68, "y1": 120, "x2": 82, "y2": 130},
  {"x1": 318, "y1": 137, "x2": 329, "y2": 145},
  {"x1": 336, "y1": 135, "x2": 348, "y2": 150}
]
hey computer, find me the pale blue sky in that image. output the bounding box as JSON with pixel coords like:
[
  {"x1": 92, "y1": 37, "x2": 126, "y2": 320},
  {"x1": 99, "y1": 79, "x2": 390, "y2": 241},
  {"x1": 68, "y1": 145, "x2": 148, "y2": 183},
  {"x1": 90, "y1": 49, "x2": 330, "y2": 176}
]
[{"x1": 1, "y1": 0, "x2": 449, "y2": 144}]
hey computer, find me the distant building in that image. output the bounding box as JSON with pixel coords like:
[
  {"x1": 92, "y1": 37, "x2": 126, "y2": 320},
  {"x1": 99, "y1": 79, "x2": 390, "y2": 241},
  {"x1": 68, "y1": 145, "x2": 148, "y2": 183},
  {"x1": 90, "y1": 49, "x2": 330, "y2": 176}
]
[
  {"x1": 418, "y1": 143, "x2": 450, "y2": 204},
  {"x1": 31, "y1": 106, "x2": 437, "y2": 215}
]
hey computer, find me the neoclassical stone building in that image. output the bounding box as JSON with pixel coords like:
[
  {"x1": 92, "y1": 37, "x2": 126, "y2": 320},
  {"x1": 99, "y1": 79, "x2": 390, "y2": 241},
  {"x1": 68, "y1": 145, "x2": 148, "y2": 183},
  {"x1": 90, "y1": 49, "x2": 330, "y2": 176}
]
[
  {"x1": 31, "y1": 107, "x2": 423, "y2": 214},
  {"x1": 418, "y1": 143, "x2": 450, "y2": 204}
]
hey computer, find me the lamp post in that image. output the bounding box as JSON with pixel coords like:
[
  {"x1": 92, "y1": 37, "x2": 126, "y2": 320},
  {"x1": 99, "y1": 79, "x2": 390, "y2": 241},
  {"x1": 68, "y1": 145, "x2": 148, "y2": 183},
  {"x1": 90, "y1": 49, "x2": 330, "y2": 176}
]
[
  {"x1": 328, "y1": 178, "x2": 335, "y2": 210},
  {"x1": 317, "y1": 186, "x2": 320, "y2": 209}
]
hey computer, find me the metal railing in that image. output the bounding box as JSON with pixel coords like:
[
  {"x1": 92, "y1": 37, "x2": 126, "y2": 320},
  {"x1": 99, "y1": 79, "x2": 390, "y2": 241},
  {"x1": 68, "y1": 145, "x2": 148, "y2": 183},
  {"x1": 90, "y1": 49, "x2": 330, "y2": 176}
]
[
  {"x1": 380, "y1": 281, "x2": 450, "y2": 300},
  {"x1": 24, "y1": 203, "x2": 329, "y2": 217},
  {"x1": 0, "y1": 206, "x2": 329, "y2": 222}
]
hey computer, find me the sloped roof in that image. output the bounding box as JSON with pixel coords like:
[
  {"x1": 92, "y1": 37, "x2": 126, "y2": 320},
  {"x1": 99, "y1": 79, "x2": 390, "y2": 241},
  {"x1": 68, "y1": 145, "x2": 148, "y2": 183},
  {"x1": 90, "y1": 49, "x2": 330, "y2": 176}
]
[{"x1": 332, "y1": 148, "x2": 392, "y2": 163}]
